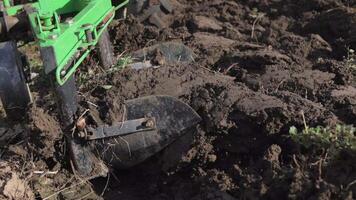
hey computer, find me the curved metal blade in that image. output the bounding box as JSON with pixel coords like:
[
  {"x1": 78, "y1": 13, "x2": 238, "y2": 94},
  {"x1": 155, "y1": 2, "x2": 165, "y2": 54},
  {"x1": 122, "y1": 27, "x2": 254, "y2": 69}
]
[
  {"x1": 0, "y1": 41, "x2": 32, "y2": 120},
  {"x1": 126, "y1": 95, "x2": 201, "y2": 138},
  {"x1": 97, "y1": 95, "x2": 201, "y2": 169}
]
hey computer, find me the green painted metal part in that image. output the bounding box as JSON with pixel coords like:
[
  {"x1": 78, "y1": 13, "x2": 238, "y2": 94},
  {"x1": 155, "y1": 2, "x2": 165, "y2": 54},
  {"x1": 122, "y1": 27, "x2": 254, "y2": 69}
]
[
  {"x1": 3, "y1": 0, "x2": 11, "y2": 8},
  {"x1": 3, "y1": 0, "x2": 129, "y2": 85}
]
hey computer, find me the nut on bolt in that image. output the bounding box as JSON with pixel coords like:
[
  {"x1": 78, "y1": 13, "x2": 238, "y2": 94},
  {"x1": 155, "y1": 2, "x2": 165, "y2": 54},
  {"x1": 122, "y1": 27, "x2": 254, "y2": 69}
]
[
  {"x1": 48, "y1": 34, "x2": 57, "y2": 40},
  {"x1": 65, "y1": 18, "x2": 74, "y2": 25},
  {"x1": 144, "y1": 118, "x2": 155, "y2": 128}
]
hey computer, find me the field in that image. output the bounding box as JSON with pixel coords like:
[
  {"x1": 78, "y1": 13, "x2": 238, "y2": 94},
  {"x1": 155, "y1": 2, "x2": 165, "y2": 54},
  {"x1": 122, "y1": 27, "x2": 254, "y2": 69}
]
[{"x1": 1, "y1": 0, "x2": 356, "y2": 199}]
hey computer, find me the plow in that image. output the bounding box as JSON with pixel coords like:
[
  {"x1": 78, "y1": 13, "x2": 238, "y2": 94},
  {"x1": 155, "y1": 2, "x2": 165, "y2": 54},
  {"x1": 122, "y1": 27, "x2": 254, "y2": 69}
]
[{"x1": 0, "y1": 0, "x2": 200, "y2": 177}]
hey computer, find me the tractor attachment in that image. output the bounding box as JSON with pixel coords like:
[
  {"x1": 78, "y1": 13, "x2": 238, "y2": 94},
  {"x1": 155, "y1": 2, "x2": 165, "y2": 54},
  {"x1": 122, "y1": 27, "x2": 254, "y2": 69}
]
[
  {"x1": 0, "y1": 0, "x2": 201, "y2": 177},
  {"x1": 91, "y1": 95, "x2": 201, "y2": 169},
  {"x1": 0, "y1": 41, "x2": 32, "y2": 121},
  {"x1": 70, "y1": 95, "x2": 201, "y2": 175}
]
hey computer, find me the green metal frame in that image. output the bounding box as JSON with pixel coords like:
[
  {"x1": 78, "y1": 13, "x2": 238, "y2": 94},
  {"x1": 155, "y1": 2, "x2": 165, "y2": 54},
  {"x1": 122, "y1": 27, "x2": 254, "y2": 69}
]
[{"x1": 3, "y1": 0, "x2": 129, "y2": 85}]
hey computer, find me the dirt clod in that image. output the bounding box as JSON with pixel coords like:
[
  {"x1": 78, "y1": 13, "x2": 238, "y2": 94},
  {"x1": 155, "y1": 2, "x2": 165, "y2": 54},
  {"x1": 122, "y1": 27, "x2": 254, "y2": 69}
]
[{"x1": 191, "y1": 16, "x2": 223, "y2": 31}]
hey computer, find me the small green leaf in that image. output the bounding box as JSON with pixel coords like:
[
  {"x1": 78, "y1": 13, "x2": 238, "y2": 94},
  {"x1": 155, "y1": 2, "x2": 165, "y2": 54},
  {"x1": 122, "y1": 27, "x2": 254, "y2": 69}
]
[{"x1": 289, "y1": 126, "x2": 297, "y2": 135}]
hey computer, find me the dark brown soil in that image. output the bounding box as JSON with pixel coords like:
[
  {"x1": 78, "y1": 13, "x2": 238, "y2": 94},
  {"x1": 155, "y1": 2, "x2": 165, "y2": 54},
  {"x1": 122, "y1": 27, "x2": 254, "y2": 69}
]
[
  {"x1": 91, "y1": 1, "x2": 356, "y2": 199},
  {"x1": 1, "y1": 0, "x2": 356, "y2": 199}
]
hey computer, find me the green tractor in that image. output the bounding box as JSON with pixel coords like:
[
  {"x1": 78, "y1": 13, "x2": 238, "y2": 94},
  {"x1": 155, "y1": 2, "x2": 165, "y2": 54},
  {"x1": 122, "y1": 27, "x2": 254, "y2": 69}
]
[{"x1": 0, "y1": 0, "x2": 200, "y2": 177}]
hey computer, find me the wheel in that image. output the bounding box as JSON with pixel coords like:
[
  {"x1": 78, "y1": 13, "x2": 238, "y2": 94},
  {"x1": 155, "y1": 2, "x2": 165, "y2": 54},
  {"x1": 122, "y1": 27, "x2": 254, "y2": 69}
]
[
  {"x1": 97, "y1": 28, "x2": 115, "y2": 68},
  {"x1": 0, "y1": 41, "x2": 32, "y2": 121}
]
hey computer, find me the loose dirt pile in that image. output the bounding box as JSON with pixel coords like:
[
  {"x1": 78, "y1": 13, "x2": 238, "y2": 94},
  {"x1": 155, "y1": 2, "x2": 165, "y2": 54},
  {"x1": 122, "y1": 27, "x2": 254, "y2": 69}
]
[{"x1": 1, "y1": 0, "x2": 356, "y2": 199}]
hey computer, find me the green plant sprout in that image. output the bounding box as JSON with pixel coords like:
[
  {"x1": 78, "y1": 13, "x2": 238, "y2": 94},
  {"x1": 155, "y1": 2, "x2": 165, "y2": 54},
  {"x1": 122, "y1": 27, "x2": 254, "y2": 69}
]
[
  {"x1": 346, "y1": 47, "x2": 356, "y2": 70},
  {"x1": 107, "y1": 55, "x2": 132, "y2": 74},
  {"x1": 77, "y1": 55, "x2": 132, "y2": 87},
  {"x1": 289, "y1": 124, "x2": 356, "y2": 153}
]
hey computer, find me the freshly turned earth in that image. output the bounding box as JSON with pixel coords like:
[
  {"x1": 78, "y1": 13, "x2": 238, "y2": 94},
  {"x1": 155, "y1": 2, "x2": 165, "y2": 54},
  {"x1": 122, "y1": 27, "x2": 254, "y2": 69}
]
[{"x1": 1, "y1": 0, "x2": 356, "y2": 199}]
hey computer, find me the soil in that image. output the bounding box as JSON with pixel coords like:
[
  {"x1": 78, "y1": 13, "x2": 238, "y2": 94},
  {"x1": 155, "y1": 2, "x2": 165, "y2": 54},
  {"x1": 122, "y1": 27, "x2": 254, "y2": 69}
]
[{"x1": 1, "y1": 0, "x2": 356, "y2": 199}]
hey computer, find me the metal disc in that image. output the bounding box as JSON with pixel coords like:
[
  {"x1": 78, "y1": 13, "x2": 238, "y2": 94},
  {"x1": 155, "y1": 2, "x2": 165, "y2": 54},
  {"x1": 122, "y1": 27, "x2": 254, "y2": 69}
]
[
  {"x1": 0, "y1": 41, "x2": 31, "y2": 120},
  {"x1": 96, "y1": 95, "x2": 201, "y2": 169}
]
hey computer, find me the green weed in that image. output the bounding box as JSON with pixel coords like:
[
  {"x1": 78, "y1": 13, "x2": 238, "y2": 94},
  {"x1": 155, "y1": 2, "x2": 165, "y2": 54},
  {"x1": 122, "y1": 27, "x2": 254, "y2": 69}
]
[
  {"x1": 289, "y1": 125, "x2": 356, "y2": 154},
  {"x1": 345, "y1": 47, "x2": 356, "y2": 70},
  {"x1": 78, "y1": 55, "x2": 132, "y2": 88},
  {"x1": 107, "y1": 55, "x2": 132, "y2": 74}
]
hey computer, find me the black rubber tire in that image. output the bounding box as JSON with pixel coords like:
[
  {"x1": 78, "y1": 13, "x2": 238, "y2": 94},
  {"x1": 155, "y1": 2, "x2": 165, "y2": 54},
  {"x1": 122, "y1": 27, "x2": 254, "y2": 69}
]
[
  {"x1": 97, "y1": 28, "x2": 115, "y2": 69},
  {"x1": 0, "y1": 41, "x2": 31, "y2": 121}
]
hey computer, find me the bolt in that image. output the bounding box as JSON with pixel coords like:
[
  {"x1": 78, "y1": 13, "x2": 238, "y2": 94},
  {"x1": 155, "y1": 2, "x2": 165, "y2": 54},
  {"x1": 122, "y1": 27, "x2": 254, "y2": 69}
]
[
  {"x1": 48, "y1": 34, "x2": 57, "y2": 40},
  {"x1": 144, "y1": 118, "x2": 155, "y2": 128},
  {"x1": 65, "y1": 18, "x2": 74, "y2": 25},
  {"x1": 61, "y1": 70, "x2": 66, "y2": 76}
]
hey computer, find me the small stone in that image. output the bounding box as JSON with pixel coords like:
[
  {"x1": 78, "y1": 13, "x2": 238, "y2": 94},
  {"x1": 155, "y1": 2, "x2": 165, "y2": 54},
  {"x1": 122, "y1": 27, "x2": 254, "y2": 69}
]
[{"x1": 76, "y1": 118, "x2": 86, "y2": 131}]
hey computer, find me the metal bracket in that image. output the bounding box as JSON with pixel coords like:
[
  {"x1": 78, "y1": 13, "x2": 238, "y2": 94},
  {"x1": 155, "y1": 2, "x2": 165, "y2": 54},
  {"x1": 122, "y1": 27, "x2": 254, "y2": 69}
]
[{"x1": 86, "y1": 117, "x2": 157, "y2": 140}]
